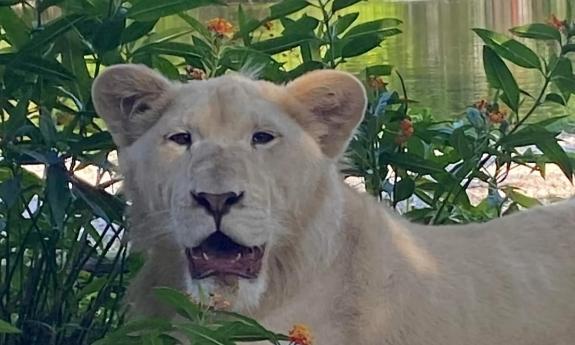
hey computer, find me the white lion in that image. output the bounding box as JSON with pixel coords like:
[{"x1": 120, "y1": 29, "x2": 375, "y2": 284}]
[{"x1": 92, "y1": 64, "x2": 575, "y2": 345}]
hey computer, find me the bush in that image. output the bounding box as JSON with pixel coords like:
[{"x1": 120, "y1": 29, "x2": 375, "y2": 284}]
[{"x1": 1, "y1": 0, "x2": 573, "y2": 344}]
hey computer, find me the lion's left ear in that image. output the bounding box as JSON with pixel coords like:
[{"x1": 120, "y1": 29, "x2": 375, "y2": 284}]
[{"x1": 286, "y1": 70, "x2": 367, "y2": 158}]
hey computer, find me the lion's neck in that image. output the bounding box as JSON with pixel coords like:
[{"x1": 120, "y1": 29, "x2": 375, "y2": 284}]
[
  {"x1": 253, "y1": 176, "x2": 398, "y2": 339},
  {"x1": 254, "y1": 172, "x2": 391, "y2": 316}
]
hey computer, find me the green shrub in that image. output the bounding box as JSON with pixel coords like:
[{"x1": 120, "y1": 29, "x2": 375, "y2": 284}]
[{"x1": 1, "y1": 0, "x2": 574, "y2": 344}]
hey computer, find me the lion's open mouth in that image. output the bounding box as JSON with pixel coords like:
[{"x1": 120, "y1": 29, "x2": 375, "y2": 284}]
[{"x1": 186, "y1": 231, "x2": 264, "y2": 280}]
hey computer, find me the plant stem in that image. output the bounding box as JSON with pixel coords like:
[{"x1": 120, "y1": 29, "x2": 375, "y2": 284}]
[
  {"x1": 318, "y1": 0, "x2": 336, "y2": 68},
  {"x1": 507, "y1": 77, "x2": 550, "y2": 136}
]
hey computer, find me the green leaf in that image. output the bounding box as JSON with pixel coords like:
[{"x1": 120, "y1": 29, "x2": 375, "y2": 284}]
[
  {"x1": 482, "y1": 46, "x2": 520, "y2": 112},
  {"x1": 343, "y1": 18, "x2": 402, "y2": 39},
  {"x1": 281, "y1": 15, "x2": 319, "y2": 36},
  {"x1": 22, "y1": 14, "x2": 86, "y2": 53},
  {"x1": 153, "y1": 55, "x2": 179, "y2": 80},
  {"x1": 67, "y1": 132, "x2": 115, "y2": 153},
  {"x1": 472, "y1": 28, "x2": 540, "y2": 69},
  {"x1": 128, "y1": 0, "x2": 224, "y2": 21},
  {"x1": 333, "y1": 12, "x2": 359, "y2": 36},
  {"x1": 46, "y1": 163, "x2": 71, "y2": 230},
  {"x1": 394, "y1": 177, "x2": 415, "y2": 203},
  {"x1": 177, "y1": 324, "x2": 234, "y2": 345},
  {"x1": 13, "y1": 56, "x2": 75, "y2": 81},
  {"x1": 341, "y1": 33, "x2": 381, "y2": 58},
  {"x1": 332, "y1": 0, "x2": 363, "y2": 12},
  {"x1": 268, "y1": 0, "x2": 310, "y2": 21},
  {"x1": 60, "y1": 32, "x2": 92, "y2": 103},
  {"x1": 504, "y1": 188, "x2": 542, "y2": 208},
  {"x1": 0, "y1": 7, "x2": 30, "y2": 48},
  {"x1": 552, "y1": 76, "x2": 575, "y2": 94},
  {"x1": 449, "y1": 128, "x2": 475, "y2": 159},
  {"x1": 93, "y1": 15, "x2": 126, "y2": 53},
  {"x1": 177, "y1": 13, "x2": 211, "y2": 39},
  {"x1": 72, "y1": 181, "x2": 124, "y2": 223},
  {"x1": 91, "y1": 318, "x2": 173, "y2": 345},
  {"x1": 153, "y1": 287, "x2": 202, "y2": 320},
  {"x1": 550, "y1": 56, "x2": 572, "y2": 78},
  {"x1": 39, "y1": 108, "x2": 58, "y2": 145},
  {"x1": 0, "y1": 319, "x2": 21, "y2": 334},
  {"x1": 536, "y1": 139, "x2": 573, "y2": 182},
  {"x1": 134, "y1": 42, "x2": 203, "y2": 61},
  {"x1": 251, "y1": 35, "x2": 311, "y2": 55},
  {"x1": 500, "y1": 125, "x2": 557, "y2": 148},
  {"x1": 237, "y1": 4, "x2": 261, "y2": 44},
  {"x1": 142, "y1": 26, "x2": 195, "y2": 46},
  {"x1": 545, "y1": 93, "x2": 566, "y2": 106},
  {"x1": 121, "y1": 20, "x2": 158, "y2": 44},
  {"x1": 550, "y1": 56, "x2": 575, "y2": 99},
  {"x1": 364, "y1": 64, "x2": 393, "y2": 76},
  {"x1": 510, "y1": 23, "x2": 561, "y2": 41}
]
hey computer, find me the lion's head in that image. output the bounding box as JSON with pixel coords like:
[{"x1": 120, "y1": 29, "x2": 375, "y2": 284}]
[{"x1": 92, "y1": 65, "x2": 367, "y2": 312}]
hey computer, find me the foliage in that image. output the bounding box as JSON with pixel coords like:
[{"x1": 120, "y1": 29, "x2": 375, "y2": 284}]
[
  {"x1": 0, "y1": 0, "x2": 573, "y2": 344},
  {"x1": 347, "y1": 19, "x2": 575, "y2": 224},
  {"x1": 92, "y1": 287, "x2": 291, "y2": 345}
]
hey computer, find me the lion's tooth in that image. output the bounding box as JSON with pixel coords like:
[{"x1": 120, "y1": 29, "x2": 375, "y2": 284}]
[
  {"x1": 234, "y1": 253, "x2": 242, "y2": 261},
  {"x1": 202, "y1": 252, "x2": 209, "y2": 260}
]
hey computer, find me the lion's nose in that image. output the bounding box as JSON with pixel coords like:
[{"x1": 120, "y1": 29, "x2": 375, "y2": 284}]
[{"x1": 191, "y1": 191, "x2": 244, "y2": 229}]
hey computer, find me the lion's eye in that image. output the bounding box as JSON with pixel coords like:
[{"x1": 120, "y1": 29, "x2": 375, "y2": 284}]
[
  {"x1": 252, "y1": 131, "x2": 275, "y2": 145},
  {"x1": 168, "y1": 132, "x2": 192, "y2": 146}
]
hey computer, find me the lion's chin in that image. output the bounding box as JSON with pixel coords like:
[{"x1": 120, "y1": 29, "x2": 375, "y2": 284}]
[{"x1": 185, "y1": 274, "x2": 267, "y2": 312}]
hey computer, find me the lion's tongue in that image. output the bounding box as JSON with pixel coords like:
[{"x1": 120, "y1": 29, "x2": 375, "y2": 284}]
[{"x1": 186, "y1": 232, "x2": 263, "y2": 280}]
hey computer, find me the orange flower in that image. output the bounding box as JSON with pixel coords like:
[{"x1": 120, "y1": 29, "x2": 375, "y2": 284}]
[
  {"x1": 289, "y1": 324, "x2": 313, "y2": 345},
  {"x1": 473, "y1": 99, "x2": 488, "y2": 111},
  {"x1": 488, "y1": 109, "x2": 507, "y2": 124},
  {"x1": 549, "y1": 14, "x2": 567, "y2": 31},
  {"x1": 368, "y1": 75, "x2": 388, "y2": 91},
  {"x1": 185, "y1": 66, "x2": 206, "y2": 80},
  {"x1": 395, "y1": 118, "x2": 414, "y2": 145},
  {"x1": 207, "y1": 18, "x2": 234, "y2": 37}
]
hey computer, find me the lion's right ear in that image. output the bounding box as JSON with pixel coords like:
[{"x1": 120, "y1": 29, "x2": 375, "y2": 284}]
[{"x1": 91, "y1": 64, "x2": 173, "y2": 147}]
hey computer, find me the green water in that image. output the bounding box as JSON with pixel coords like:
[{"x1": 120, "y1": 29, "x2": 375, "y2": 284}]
[{"x1": 162, "y1": 0, "x2": 573, "y2": 122}]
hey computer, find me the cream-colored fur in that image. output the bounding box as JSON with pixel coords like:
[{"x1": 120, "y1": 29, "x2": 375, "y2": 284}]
[{"x1": 92, "y1": 64, "x2": 575, "y2": 345}]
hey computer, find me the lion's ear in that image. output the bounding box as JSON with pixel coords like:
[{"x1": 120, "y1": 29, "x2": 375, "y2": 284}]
[
  {"x1": 286, "y1": 70, "x2": 367, "y2": 158},
  {"x1": 91, "y1": 64, "x2": 173, "y2": 147}
]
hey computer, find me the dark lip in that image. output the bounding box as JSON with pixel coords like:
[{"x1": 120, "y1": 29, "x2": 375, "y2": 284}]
[{"x1": 185, "y1": 231, "x2": 265, "y2": 280}]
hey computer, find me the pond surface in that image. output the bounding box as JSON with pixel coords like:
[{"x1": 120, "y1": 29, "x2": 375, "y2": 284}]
[{"x1": 181, "y1": 0, "x2": 574, "y2": 123}]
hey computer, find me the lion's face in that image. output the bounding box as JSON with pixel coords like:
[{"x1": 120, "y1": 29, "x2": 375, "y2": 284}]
[{"x1": 92, "y1": 65, "x2": 366, "y2": 311}]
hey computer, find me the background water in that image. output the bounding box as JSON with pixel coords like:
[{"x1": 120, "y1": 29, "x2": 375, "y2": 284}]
[{"x1": 168, "y1": 0, "x2": 574, "y2": 123}]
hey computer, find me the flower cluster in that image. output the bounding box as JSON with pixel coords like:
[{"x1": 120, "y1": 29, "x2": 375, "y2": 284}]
[
  {"x1": 472, "y1": 99, "x2": 507, "y2": 124},
  {"x1": 549, "y1": 14, "x2": 567, "y2": 31},
  {"x1": 288, "y1": 324, "x2": 313, "y2": 345},
  {"x1": 395, "y1": 118, "x2": 414, "y2": 145},
  {"x1": 207, "y1": 18, "x2": 234, "y2": 38},
  {"x1": 368, "y1": 75, "x2": 388, "y2": 91}
]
